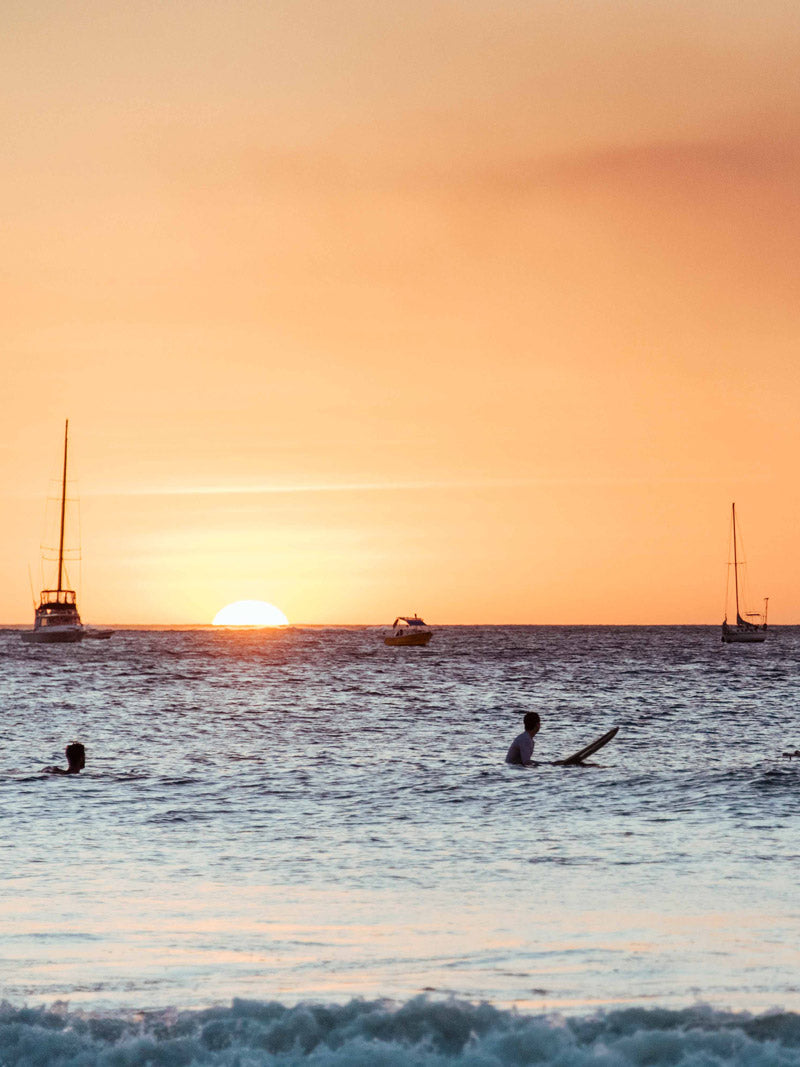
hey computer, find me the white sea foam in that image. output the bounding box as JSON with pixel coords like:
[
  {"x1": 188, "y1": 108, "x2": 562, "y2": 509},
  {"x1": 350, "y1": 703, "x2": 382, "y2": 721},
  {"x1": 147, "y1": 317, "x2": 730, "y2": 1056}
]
[{"x1": 2, "y1": 998, "x2": 800, "y2": 1066}]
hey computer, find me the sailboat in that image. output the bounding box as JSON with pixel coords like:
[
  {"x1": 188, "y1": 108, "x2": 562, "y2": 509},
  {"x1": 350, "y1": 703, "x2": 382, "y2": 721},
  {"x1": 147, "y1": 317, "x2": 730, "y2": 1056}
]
[
  {"x1": 721, "y1": 502, "x2": 768, "y2": 644},
  {"x1": 21, "y1": 421, "x2": 84, "y2": 644}
]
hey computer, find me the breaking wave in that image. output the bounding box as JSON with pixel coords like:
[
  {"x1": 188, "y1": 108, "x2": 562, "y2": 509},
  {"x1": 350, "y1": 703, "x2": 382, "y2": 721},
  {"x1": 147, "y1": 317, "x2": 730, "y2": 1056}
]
[{"x1": 2, "y1": 997, "x2": 800, "y2": 1066}]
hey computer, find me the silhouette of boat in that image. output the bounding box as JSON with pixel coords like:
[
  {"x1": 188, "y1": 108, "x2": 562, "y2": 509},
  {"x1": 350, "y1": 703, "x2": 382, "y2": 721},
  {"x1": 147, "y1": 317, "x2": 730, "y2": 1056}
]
[
  {"x1": 384, "y1": 615, "x2": 433, "y2": 646},
  {"x1": 21, "y1": 421, "x2": 84, "y2": 644},
  {"x1": 721, "y1": 503, "x2": 768, "y2": 644}
]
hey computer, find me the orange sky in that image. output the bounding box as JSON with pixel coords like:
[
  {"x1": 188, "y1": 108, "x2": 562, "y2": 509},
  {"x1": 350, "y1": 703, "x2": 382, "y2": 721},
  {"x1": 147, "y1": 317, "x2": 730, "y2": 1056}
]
[{"x1": 2, "y1": 0, "x2": 799, "y2": 624}]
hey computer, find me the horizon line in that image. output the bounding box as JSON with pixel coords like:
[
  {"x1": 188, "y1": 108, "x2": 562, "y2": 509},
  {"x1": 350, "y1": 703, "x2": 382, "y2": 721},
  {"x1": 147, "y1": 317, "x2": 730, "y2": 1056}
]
[{"x1": 0, "y1": 621, "x2": 789, "y2": 629}]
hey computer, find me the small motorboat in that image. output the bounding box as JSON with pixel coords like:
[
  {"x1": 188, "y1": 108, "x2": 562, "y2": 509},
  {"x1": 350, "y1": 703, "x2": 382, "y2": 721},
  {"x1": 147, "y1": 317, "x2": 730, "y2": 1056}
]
[
  {"x1": 384, "y1": 615, "x2": 432, "y2": 647},
  {"x1": 84, "y1": 628, "x2": 115, "y2": 640}
]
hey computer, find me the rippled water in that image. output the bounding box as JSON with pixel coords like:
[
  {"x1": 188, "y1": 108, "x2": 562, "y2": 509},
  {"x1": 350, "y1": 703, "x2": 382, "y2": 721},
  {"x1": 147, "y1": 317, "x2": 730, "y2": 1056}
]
[{"x1": 2, "y1": 626, "x2": 799, "y2": 1025}]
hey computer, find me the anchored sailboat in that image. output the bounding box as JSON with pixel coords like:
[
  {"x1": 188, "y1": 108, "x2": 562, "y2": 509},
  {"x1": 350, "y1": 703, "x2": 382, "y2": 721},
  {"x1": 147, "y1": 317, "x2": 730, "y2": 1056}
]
[
  {"x1": 721, "y1": 502, "x2": 768, "y2": 644},
  {"x1": 21, "y1": 420, "x2": 84, "y2": 644}
]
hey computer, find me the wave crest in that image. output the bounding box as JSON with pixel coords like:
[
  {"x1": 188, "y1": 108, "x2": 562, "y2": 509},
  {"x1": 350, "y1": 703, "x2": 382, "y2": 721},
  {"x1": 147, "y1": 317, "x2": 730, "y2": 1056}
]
[{"x1": 2, "y1": 997, "x2": 800, "y2": 1065}]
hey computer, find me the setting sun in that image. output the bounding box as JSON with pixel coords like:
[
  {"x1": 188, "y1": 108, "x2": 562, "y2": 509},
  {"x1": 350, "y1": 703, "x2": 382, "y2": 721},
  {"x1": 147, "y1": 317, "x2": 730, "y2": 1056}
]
[{"x1": 212, "y1": 600, "x2": 289, "y2": 627}]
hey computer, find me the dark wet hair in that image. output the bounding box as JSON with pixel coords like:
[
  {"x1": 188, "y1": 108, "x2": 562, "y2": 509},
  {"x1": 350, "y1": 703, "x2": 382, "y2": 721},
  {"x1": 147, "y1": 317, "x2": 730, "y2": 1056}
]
[
  {"x1": 65, "y1": 742, "x2": 86, "y2": 769},
  {"x1": 523, "y1": 712, "x2": 541, "y2": 731}
]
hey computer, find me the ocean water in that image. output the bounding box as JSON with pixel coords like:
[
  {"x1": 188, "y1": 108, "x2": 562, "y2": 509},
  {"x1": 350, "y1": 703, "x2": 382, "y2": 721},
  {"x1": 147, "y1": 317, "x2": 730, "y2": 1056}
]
[{"x1": 1, "y1": 625, "x2": 799, "y2": 1065}]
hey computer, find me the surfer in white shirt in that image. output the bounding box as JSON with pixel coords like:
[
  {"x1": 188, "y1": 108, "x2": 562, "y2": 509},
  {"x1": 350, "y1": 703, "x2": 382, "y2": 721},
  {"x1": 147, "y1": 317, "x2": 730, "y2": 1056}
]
[{"x1": 505, "y1": 712, "x2": 541, "y2": 766}]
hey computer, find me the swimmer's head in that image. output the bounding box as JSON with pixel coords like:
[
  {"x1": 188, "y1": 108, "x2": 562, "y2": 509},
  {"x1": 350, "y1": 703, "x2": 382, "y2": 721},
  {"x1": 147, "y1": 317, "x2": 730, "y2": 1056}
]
[
  {"x1": 65, "y1": 742, "x2": 86, "y2": 772},
  {"x1": 523, "y1": 712, "x2": 541, "y2": 734}
]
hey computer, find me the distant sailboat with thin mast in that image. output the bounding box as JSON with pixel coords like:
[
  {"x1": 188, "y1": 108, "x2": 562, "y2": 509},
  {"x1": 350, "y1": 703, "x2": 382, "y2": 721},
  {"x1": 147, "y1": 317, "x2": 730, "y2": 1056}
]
[
  {"x1": 21, "y1": 420, "x2": 84, "y2": 644},
  {"x1": 721, "y1": 502, "x2": 768, "y2": 644}
]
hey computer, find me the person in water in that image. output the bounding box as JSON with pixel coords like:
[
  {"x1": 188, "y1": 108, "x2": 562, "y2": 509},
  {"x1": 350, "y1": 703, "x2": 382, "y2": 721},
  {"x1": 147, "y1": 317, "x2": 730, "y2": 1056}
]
[
  {"x1": 46, "y1": 741, "x2": 86, "y2": 775},
  {"x1": 505, "y1": 712, "x2": 541, "y2": 766}
]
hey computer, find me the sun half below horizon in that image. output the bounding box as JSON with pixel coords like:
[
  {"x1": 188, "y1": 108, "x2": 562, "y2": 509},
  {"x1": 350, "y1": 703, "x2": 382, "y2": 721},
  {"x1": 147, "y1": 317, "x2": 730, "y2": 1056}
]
[{"x1": 212, "y1": 600, "x2": 289, "y2": 627}]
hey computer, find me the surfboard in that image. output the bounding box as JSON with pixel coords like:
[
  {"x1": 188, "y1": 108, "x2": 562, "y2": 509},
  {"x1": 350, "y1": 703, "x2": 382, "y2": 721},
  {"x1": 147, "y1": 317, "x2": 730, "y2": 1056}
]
[{"x1": 555, "y1": 726, "x2": 619, "y2": 766}]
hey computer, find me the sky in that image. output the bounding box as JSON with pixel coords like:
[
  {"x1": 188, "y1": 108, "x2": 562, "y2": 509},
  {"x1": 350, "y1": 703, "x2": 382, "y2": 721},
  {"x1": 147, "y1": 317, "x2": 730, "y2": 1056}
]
[{"x1": 2, "y1": 0, "x2": 799, "y2": 625}]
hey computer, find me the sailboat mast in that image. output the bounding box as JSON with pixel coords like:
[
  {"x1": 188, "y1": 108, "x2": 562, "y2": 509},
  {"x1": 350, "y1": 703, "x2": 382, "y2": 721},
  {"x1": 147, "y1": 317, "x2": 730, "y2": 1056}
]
[
  {"x1": 732, "y1": 501, "x2": 740, "y2": 620},
  {"x1": 57, "y1": 419, "x2": 69, "y2": 593}
]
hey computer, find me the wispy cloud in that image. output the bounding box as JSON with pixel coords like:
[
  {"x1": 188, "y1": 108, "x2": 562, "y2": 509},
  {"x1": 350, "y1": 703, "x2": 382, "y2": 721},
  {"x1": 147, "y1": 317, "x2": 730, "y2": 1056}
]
[
  {"x1": 88, "y1": 479, "x2": 531, "y2": 498},
  {"x1": 83, "y1": 471, "x2": 771, "y2": 499}
]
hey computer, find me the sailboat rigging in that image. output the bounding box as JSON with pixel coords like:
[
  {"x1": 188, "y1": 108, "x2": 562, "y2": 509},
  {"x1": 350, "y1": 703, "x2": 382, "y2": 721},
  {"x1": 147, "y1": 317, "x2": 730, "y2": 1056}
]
[
  {"x1": 21, "y1": 420, "x2": 84, "y2": 644},
  {"x1": 721, "y1": 502, "x2": 768, "y2": 644}
]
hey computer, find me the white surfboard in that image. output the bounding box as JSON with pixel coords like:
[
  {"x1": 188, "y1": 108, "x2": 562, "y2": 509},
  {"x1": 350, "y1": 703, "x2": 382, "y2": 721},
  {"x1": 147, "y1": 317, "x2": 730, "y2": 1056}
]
[{"x1": 555, "y1": 726, "x2": 619, "y2": 766}]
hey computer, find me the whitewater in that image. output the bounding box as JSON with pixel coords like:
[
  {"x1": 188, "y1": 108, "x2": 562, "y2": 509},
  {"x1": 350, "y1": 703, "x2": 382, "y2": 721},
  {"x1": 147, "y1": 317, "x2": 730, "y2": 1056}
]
[{"x1": 1, "y1": 625, "x2": 799, "y2": 1065}]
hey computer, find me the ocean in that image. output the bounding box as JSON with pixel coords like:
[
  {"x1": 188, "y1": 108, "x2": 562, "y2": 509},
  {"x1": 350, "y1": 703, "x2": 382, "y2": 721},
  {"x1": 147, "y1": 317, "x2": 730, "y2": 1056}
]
[{"x1": 2, "y1": 625, "x2": 799, "y2": 1065}]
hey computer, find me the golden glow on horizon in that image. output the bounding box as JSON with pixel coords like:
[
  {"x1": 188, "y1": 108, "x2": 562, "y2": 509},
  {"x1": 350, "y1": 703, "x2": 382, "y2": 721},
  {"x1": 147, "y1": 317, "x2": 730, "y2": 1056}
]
[{"x1": 212, "y1": 601, "x2": 289, "y2": 627}]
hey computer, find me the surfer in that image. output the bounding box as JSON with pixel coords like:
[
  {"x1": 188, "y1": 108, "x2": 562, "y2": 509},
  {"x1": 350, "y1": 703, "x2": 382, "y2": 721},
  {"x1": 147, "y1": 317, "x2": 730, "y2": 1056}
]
[
  {"x1": 45, "y1": 741, "x2": 86, "y2": 775},
  {"x1": 505, "y1": 712, "x2": 540, "y2": 767}
]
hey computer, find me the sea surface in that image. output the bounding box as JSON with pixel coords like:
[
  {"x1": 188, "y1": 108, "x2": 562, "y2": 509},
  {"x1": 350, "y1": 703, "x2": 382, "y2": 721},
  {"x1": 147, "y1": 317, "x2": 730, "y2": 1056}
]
[{"x1": 1, "y1": 625, "x2": 799, "y2": 1065}]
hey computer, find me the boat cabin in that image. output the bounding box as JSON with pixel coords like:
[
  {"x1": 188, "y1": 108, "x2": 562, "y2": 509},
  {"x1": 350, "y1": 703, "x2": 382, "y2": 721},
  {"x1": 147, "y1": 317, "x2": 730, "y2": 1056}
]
[
  {"x1": 35, "y1": 589, "x2": 82, "y2": 628},
  {"x1": 392, "y1": 615, "x2": 428, "y2": 630},
  {"x1": 39, "y1": 589, "x2": 78, "y2": 607}
]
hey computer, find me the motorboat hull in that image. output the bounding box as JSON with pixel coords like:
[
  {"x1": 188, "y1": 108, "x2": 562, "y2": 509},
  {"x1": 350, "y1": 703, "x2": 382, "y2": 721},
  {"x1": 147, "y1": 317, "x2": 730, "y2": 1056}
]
[{"x1": 384, "y1": 632, "x2": 432, "y2": 646}]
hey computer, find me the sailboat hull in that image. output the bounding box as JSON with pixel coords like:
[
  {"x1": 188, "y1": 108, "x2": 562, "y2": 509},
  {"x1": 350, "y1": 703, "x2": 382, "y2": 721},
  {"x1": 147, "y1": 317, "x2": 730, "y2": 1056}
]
[
  {"x1": 721, "y1": 628, "x2": 766, "y2": 644},
  {"x1": 21, "y1": 627, "x2": 83, "y2": 644},
  {"x1": 20, "y1": 623, "x2": 83, "y2": 644}
]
